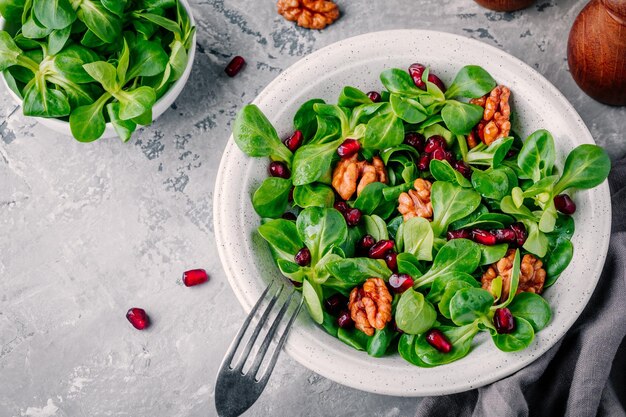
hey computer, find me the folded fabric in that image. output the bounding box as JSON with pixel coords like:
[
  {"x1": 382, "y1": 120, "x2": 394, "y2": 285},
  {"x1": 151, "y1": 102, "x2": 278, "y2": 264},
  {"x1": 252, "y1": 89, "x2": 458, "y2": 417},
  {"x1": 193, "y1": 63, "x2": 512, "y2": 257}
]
[{"x1": 415, "y1": 158, "x2": 626, "y2": 417}]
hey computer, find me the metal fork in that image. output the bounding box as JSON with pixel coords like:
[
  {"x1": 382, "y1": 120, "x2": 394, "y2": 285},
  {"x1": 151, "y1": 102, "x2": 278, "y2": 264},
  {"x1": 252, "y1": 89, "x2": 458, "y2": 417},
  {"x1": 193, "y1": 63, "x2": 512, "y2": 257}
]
[{"x1": 214, "y1": 282, "x2": 303, "y2": 417}]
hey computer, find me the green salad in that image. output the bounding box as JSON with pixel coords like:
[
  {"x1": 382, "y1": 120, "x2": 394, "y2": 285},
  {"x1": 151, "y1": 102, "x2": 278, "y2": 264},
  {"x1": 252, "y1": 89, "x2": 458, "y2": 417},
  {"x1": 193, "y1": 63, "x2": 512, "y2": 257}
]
[
  {"x1": 232, "y1": 63, "x2": 610, "y2": 366},
  {"x1": 0, "y1": 0, "x2": 195, "y2": 142}
]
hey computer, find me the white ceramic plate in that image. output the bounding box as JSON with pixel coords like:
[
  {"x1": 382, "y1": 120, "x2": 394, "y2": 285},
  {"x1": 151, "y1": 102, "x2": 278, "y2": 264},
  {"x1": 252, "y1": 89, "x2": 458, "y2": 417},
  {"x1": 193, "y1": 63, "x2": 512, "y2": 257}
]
[{"x1": 213, "y1": 30, "x2": 611, "y2": 396}]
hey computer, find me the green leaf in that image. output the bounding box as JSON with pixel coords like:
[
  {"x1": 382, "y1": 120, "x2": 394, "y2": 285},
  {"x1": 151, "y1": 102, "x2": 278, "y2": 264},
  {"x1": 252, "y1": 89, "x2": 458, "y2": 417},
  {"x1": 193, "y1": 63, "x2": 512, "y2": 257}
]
[
  {"x1": 429, "y1": 159, "x2": 471, "y2": 188},
  {"x1": 233, "y1": 105, "x2": 292, "y2": 164},
  {"x1": 293, "y1": 183, "x2": 334, "y2": 208},
  {"x1": 296, "y1": 207, "x2": 347, "y2": 263},
  {"x1": 302, "y1": 279, "x2": 324, "y2": 324},
  {"x1": 338, "y1": 86, "x2": 371, "y2": 108},
  {"x1": 466, "y1": 137, "x2": 514, "y2": 168},
  {"x1": 363, "y1": 214, "x2": 389, "y2": 241},
  {"x1": 22, "y1": 76, "x2": 71, "y2": 117},
  {"x1": 136, "y1": 12, "x2": 182, "y2": 38},
  {"x1": 491, "y1": 316, "x2": 534, "y2": 352},
  {"x1": 76, "y1": 0, "x2": 121, "y2": 43},
  {"x1": 517, "y1": 130, "x2": 556, "y2": 182},
  {"x1": 47, "y1": 25, "x2": 71, "y2": 55},
  {"x1": 471, "y1": 167, "x2": 511, "y2": 200},
  {"x1": 69, "y1": 93, "x2": 110, "y2": 142},
  {"x1": 33, "y1": 0, "x2": 76, "y2": 30},
  {"x1": 115, "y1": 86, "x2": 156, "y2": 120},
  {"x1": 380, "y1": 68, "x2": 423, "y2": 96},
  {"x1": 553, "y1": 144, "x2": 611, "y2": 194},
  {"x1": 438, "y1": 280, "x2": 478, "y2": 319},
  {"x1": 479, "y1": 243, "x2": 508, "y2": 266},
  {"x1": 325, "y1": 258, "x2": 391, "y2": 292},
  {"x1": 413, "y1": 323, "x2": 479, "y2": 366},
  {"x1": 258, "y1": 218, "x2": 303, "y2": 262},
  {"x1": 395, "y1": 289, "x2": 437, "y2": 334},
  {"x1": 291, "y1": 139, "x2": 340, "y2": 186},
  {"x1": 544, "y1": 239, "x2": 573, "y2": 287},
  {"x1": 430, "y1": 181, "x2": 481, "y2": 237},
  {"x1": 126, "y1": 38, "x2": 169, "y2": 79},
  {"x1": 362, "y1": 111, "x2": 404, "y2": 151},
  {"x1": 293, "y1": 98, "x2": 325, "y2": 140},
  {"x1": 101, "y1": 0, "x2": 127, "y2": 17},
  {"x1": 366, "y1": 326, "x2": 395, "y2": 357},
  {"x1": 400, "y1": 217, "x2": 434, "y2": 261},
  {"x1": 0, "y1": 0, "x2": 27, "y2": 22},
  {"x1": 252, "y1": 177, "x2": 292, "y2": 218},
  {"x1": 0, "y1": 32, "x2": 22, "y2": 71},
  {"x1": 508, "y1": 292, "x2": 551, "y2": 332},
  {"x1": 53, "y1": 44, "x2": 100, "y2": 83},
  {"x1": 106, "y1": 102, "x2": 136, "y2": 142},
  {"x1": 390, "y1": 94, "x2": 427, "y2": 124},
  {"x1": 117, "y1": 38, "x2": 130, "y2": 84},
  {"x1": 521, "y1": 220, "x2": 549, "y2": 258},
  {"x1": 82, "y1": 61, "x2": 118, "y2": 92},
  {"x1": 450, "y1": 287, "x2": 494, "y2": 325},
  {"x1": 441, "y1": 101, "x2": 484, "y2": 135},
  {"x1": 415, "y1": 239, "x2": 482, "y2": 288},
  {"x1": 445, "y1": 65, "x2": 496, "y2": 99}
]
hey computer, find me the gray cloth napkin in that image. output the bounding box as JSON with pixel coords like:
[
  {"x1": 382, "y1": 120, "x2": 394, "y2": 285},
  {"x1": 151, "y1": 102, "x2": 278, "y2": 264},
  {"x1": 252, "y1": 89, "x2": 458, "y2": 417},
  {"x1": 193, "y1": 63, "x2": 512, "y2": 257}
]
[{"x1": 415, "y1": 158, "x2": 626, "y2": 417}]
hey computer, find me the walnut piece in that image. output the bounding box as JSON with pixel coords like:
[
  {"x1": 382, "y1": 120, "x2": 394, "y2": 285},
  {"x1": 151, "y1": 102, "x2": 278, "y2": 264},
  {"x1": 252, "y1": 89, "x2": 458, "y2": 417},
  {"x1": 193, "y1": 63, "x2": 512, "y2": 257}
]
[
  {"x1": 469, "y1": 85, "x2": 512, "y2": 146},
  {"x1": 481, "y1": 249, "x2": 546, "y2": 300},
  {"x1": 277, "y1": 0, "x2": 340, "y2": 30},
  {"x1": 349, "y1": 278, "x2": 392, "y2": 336},
  {"x1": 332, "y1": 155, "x2": 388, "y2": 201},
  {"x1": 398, "y1": 178, "x2": 433, "y2": 221}
]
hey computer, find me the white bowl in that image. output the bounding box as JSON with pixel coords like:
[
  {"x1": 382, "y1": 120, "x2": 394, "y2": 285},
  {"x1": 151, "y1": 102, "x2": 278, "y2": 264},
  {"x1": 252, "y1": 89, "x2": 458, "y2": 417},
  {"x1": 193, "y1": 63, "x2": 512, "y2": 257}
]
[
  {"x1": 214, "y1": 30, "x2": 611, "y2": 396},
  {"x1": 0, "y1": 0, "x2": 196, "y2": 139}
]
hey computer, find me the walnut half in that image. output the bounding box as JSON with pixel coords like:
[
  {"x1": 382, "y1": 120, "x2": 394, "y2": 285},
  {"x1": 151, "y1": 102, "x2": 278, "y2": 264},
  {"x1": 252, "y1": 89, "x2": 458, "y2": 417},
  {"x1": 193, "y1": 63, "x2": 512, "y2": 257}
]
[
  {"x1": 398, "y1": 178, "x2": 433, "y2": 221},
  {"x1": 481, "y1": 249, "x2": 546, "y2": 299},
  {"x1": 277, "y1": 0, "x2": 340, "y2": 30},
  {"x1": 332, "y1": 155, "x2": 388, "y2": 201},
  {"x1": 469, "y1": 85, "x2": 511, "y2": 146},
  {"x1": 349, "y1": 278, "x2": 392, "y2": 336}
]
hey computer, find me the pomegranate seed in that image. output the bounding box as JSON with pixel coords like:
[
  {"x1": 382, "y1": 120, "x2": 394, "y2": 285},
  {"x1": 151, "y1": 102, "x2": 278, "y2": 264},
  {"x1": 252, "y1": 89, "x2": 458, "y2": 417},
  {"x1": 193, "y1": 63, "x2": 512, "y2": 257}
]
[
  {"x1": 288, "y1": 187, "x2": 294, "y2": 202},
  {"x1": 334, "y1": 201, "x2": 349, "y2": 213},
  {"x1": 493, "y1": 228, "x2": 516, "y2": 244},
  {"x1": 344, "y1": 208, "x2": 362, "y2": 227},
  {"x1": 404, "y1": 132, "x2": 425, "y2": 152},
  {"x1": 325, "y1": 294, "x2": 348, "y2": 316},
  {"x1": 425, "y1": 329, "x2": 452, "y2": 353},
  {"x1": 408, "y1": 63, "x2": 427, "y2": 90},
  {"x1": 283, "y1": 130, "x2": 303, "y2": 152},
  {"x1": 431, "y1": 148, "x2": 453, "y2": 162},
  {"x1": 494, "y1": 308, "x2": 516, "y2": 334},
  {"x1": 472, "y1": 229, "x2": 497, "y2": 246},
  {"x1": 337, "y1": 310, "x2": 354, "y2": 328},
  {"x1": 368, "y1": 240, "x2": 395, "y2": 259},
  {"x1": 510, "y1": 222, "x2": 528, "y2": 247},
  {"x1": 388, "y1": 273, "x2": 414, "y2": 293},
  {"x1": 417, "y1": 154, "x2": 432, "y2": 171},
  {"x1": 289, "y1": 279, "x2": 302, "y2": 288},
  {"x1": 224, "y1": 55, "x2": 245, "y2": 77},
  {"x1": 358, "y1": 234, "x2": 376, "y2": 251},
  {"x1": 126, "y1": 308, "x2": 150, "y2": 330},
  {"x1": 282, "y1": 212, "x2": 297, "y2": 221},
  {"x1": 367, "y1": 91, "x2": 381, "y2": 102},
  {"x1": 425, "y1": 136, "x2": 447, "y2": 153},
  {"x1": 385, "y1": 251, "x2": 398, "y2": 271},
  {"x1": 427, "y1": 73, "x2": 447, "y2": 93},
  {"x1": 182, "y1": 269, "x2": 209, "y2": 287},
  {"x1": 453, "y1": 160, "x2": 472, "y2": 178},
  {"x1": 447, "y1": 229, "x2": 472, "y2": 240},
  {"x1": 554, "y1": 194, "x2": 576, "y2": 215},
  {"x1": 294, "y1": 247, "x2": 311, "y2": 266},
  {"x1": 337, "y1": 139, "x2": 361, "y2": 158},
  {"x1": 506, "y1": 149, "x2": 517, "y2": 159},
  {"x1": 268, "y1": 161, "x2": 290, "y2": 179}
]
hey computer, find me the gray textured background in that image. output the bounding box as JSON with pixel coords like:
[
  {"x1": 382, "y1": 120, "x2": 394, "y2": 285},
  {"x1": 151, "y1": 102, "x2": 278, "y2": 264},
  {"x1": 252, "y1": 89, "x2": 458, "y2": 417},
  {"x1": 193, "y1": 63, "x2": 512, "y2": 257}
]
[{"x1": 1, "y1": 1, "x2": 625, "y2": 416}]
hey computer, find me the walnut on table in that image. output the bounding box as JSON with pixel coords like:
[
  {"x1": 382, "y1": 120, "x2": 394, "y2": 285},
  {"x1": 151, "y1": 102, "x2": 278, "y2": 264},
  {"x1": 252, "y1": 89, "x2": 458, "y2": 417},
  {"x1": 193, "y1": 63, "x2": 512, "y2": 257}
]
[
  {"x1": 276, "y1": 0, "x2": 340, "y2": 30},
  {"x1": 331, "y1": 155, "x2": 388, "y2": 201},
  {"x1": 468, "y1": 85, "x2": 512, "y2": 147},
  {"x1": 398, "y1": 178, "x2": 433, "y2": 221},
  {"x1": 481, "y1": 249, "x2": 546, "y2": 300},
  {"x1": 349, "y1": 278, "x2": 393, "y2": 336}
]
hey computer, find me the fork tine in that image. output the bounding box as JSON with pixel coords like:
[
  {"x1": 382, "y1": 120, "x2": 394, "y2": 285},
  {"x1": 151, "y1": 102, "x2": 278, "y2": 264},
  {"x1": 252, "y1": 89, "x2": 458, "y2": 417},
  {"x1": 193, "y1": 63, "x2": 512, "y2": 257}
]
[
  {"x1": 222, "y1": 282, "x2": 274, "y2": 369},
  {"x1": 256, "y1": 297, "x2": 303, "y2": 385},
  {"x1": 248, "y1": 289, "x2": 298, "y2": 379},
  {"x1": 232, "y1": 284, "x2": 284, "y2": 372}
]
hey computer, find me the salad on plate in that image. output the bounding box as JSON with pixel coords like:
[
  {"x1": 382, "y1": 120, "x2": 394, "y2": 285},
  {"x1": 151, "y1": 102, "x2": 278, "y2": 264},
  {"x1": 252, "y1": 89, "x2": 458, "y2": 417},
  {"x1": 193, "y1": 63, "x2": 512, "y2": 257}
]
[{"x1": 231, "y1": 63, "x2": 610, "y2": 367}]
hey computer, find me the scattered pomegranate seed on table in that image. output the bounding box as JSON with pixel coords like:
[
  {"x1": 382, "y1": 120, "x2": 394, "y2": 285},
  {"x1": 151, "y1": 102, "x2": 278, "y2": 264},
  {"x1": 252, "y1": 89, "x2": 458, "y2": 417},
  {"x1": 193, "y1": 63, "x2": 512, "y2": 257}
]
[
  {"x1": 224, "y1": 55, "x2": 245, "y2": 77},
  {"x1": 425, "y1": 329, "x2": 452, "y2": 353},
  {"x1": 126, "y1": 308, "x2": 150, "y2": 330},
  {"x1": 182, "y1": 269, "x2": 209, "y2": 287}
]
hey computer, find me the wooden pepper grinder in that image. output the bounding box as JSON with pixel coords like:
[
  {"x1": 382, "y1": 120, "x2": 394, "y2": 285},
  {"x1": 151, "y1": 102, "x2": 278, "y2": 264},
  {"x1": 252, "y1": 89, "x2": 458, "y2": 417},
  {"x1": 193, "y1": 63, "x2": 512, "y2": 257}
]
[
  {"x1": 473, "y1": 0, "x2": 535, "y2": 12},
  {"x1": 568, "y1": 0, "x2": 626, "y2": 106}
]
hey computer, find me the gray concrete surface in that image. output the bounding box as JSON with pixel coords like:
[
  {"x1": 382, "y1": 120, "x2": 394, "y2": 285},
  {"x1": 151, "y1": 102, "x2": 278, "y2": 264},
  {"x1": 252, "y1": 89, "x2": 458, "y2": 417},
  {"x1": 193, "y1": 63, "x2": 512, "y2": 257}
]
[{"x1": 1, "y1": 1, "x2": 625, "y2": 416}]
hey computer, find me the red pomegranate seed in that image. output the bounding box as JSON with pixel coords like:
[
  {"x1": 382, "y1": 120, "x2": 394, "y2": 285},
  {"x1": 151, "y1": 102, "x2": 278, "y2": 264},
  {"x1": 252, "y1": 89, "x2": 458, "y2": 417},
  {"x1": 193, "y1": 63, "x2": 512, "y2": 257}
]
[
  {"x1": 506, "y1": 149, "x2": 518, "y2": 159},
  {"x1": 404, "y1": 132, "x2": 425, "y2": 152},
  {"x1": 288, "y1": 187, "x2": 294, "y2": 202},
  {"x1": 554, "y1": 194, "x2": 576, "y2": 215},
  {"x1": 283, "y1": 130, "x2": 303, "y2": 152},
  {"x1": 337, "y1": 310, "x2": 354, "y2": 328},
  {"x1": 337, "y1": 139, "x2": 361, "y2": 158},
  {"x1": 425, "y1": 329, "x2": 452, "y2": 353},
  {"x1": 510, "y1": 222, "x2": 528, "y2": 247},
  {"x1": 358, "y1": 234, "x2": 376, "y2": 251},
  {"x1": 417, "y1": 154, "x2": 432, "y2": 171},
  {"x1": 368, "y1": 240, "x2": 395, "y2": 259},
  {"x1": 334, "y1": 201, "x2": 349, "y2": 213},
  {"x1": 425, "y1": 136, "x2": 446, "y2": 153},
  {"x1": 282, "y1": 212, "x2": 297, "y2": 221},
  {"x1": 182, "y1": 269, "x2": 209, "y2": 287},
  {"x1": 325, "y1": 294, "x2": 348, "y2": 316},
  {"x1": 224, "y1": 56, "x2": 245, "y2": 77},
  {"x1": 427, "y1": 73, "x2": 447, "y2": 93},
  {"x1": 447, "y1": 229, "x2": 472, "y2": 240},
  {"x1": 408, "y1": 63, "x2": 427, "y2": 90},
  {"x1": 493, "y1": 228, "x2": 516, "y2": 244},
  {"x1": 268, "y1": 161, "x2": 290, "y2": 179},
  {"x1": 289, "y1": 279, "x2": 302, "y2": 288},
  {"x1": 367, "y1": 91, "x2": 382, "y2": 102},
  {"x1": 295, "y1": 247, "x2": 311, "y2": 266},
  {"x1": 472, "y1": 229, "x2": 497, "y2": 246},
  {"x1": 431, "y1": 148, "x2": 453, "y2": 162},
  {"x1": 494, "y1": 308, "x2": 516, "y2": 334},
  {"x1": 385, "y1": 251, "x2": 398, "y2": 271},
  {"x1": 344, "y1": 208, "x2": 362, "y2": 227},
  {"x1": 453, "y1": 160, "x2": 472, "y2": 178},
  {"x1": 388, "y1": 273, "x2": 414, "y2": 293},
  {"x1": 126, "y1": 308, "x2": 150, "y2": 330}
]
